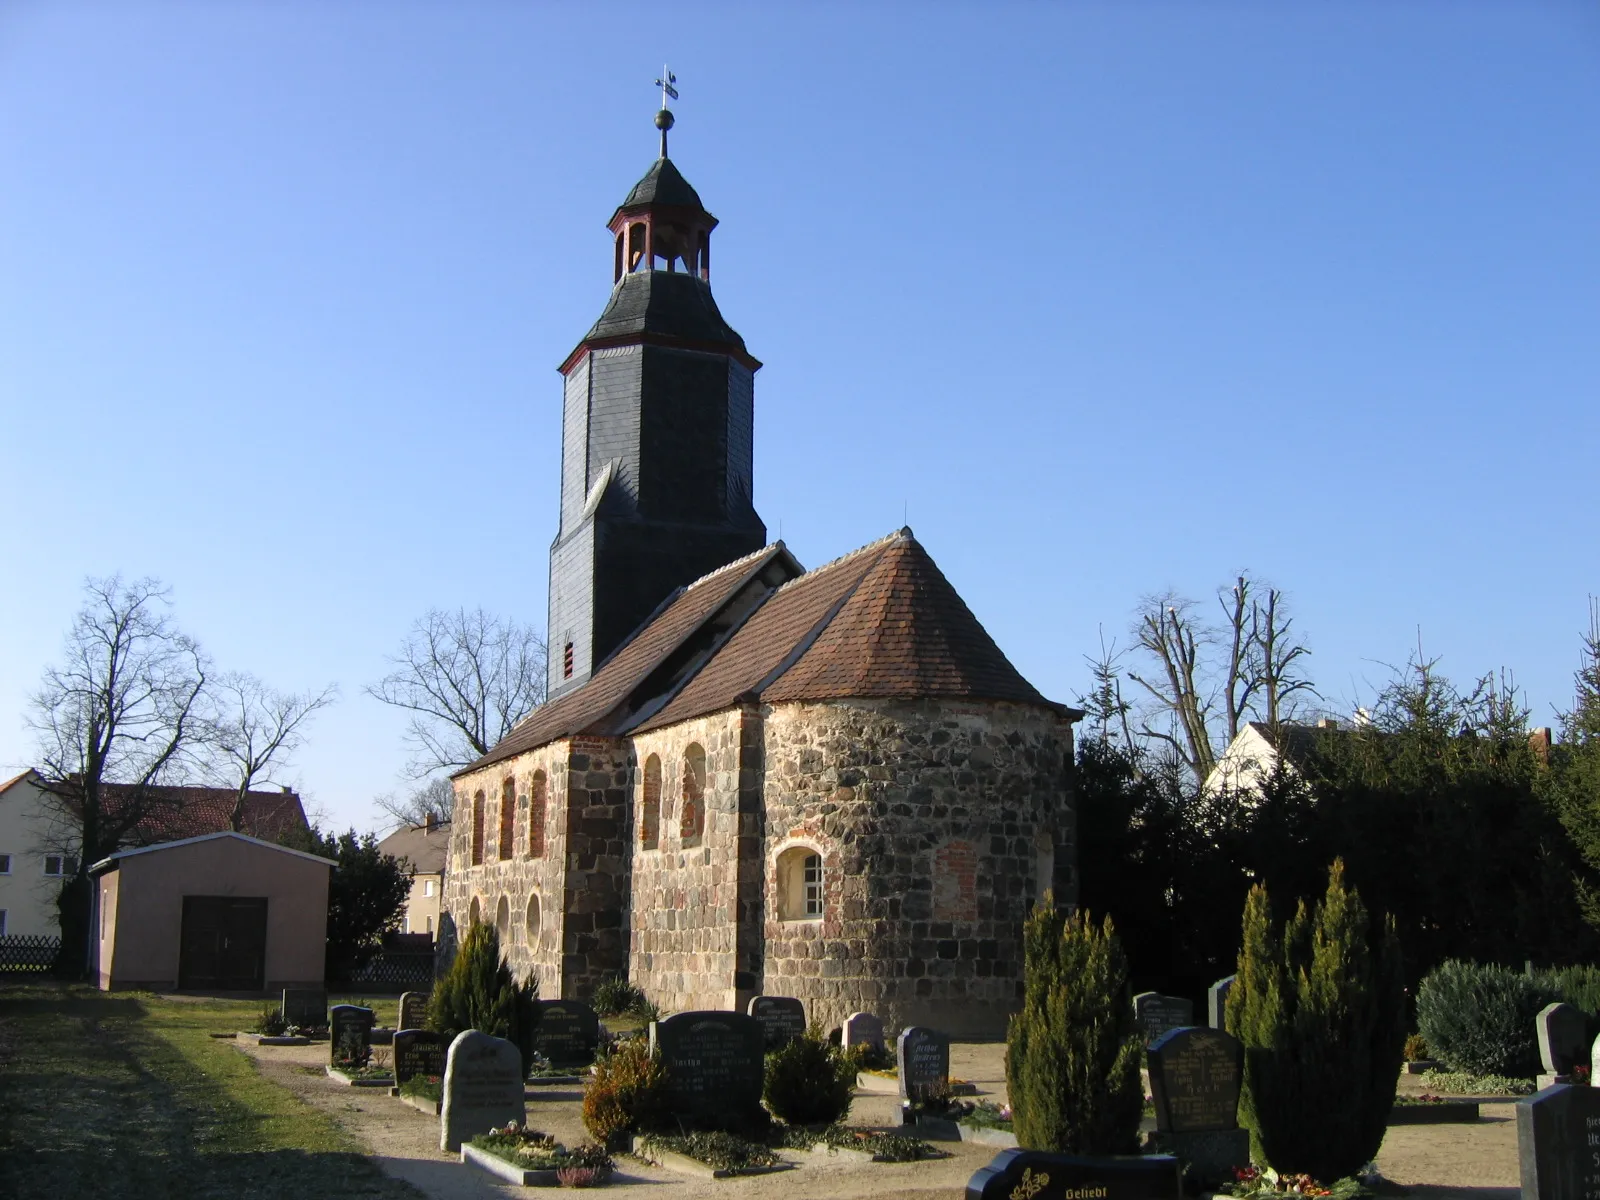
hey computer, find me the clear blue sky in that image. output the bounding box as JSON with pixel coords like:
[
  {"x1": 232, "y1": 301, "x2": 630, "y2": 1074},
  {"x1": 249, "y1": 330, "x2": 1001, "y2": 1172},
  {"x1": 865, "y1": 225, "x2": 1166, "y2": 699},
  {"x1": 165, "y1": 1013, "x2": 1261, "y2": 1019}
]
[{"x1": 3, "y1": 2, "x2": 1597, "y2": 831}]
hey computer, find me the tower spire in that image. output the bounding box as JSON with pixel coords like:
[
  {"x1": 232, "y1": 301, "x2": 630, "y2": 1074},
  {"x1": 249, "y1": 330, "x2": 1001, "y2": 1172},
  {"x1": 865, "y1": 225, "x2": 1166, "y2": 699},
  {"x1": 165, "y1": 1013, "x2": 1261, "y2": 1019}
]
[{"x1": 653, "y1": 65, "x2": 678, "y2": 158}]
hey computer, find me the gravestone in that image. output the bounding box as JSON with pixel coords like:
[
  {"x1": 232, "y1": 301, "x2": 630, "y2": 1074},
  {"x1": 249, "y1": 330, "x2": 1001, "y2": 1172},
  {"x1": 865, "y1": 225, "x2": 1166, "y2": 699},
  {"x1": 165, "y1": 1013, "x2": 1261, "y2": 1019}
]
[
  {"x1": 398, "y1": 991, "x2": 430, "y2": 1032},
  {"x1": 842, "y1": 1011, "x2": 886, "y2": 1054},
  {"x1": 281, "y1": 987, "x2": 327, "y2": 1030},
  {"x1": 1207, "y1": 976, "x2": 1234, "y2": 1032},
  {"x1": 1537, "y1": 1003, "x2": 1588, "y2": 1081},
  {"x1": 392, "y1": 1028, "x2": 447, "y2": 1086},
  {"x1": 1145, "y1": 1027, "x2": 1250, "y2": 1186},
  {"x1": 535, "y1": 999, "x2": 601, "y2": 1069},
  {"x1": 433, "y1": 911, "x2": 458, "y2": 980},
  {"x1": 965, "y1": 1149, "x2": 1182, "y2": 1200},
  {"x1": 1133, "y1": 993, "x2": 1195, "y2": 1046},
  {"x1": 440, "y1": 1030, "x2": 526, "y2": 1152},
  {"x1": 1517, "y1": 1082, "x2": 1600, "y2": 1200},
  {"x1": 898, "y1": 1026, "x2": 951, "y2": 1102},
  {"x1": 747, "y1": 995, "x2": 806, "y2": 1049},
  {"x1": 649, "y1": 1011, "x2": 766, "y2": 1129},
  {"x1": 329, "y1": 1004, "x2": 375, "y2": 1069}
]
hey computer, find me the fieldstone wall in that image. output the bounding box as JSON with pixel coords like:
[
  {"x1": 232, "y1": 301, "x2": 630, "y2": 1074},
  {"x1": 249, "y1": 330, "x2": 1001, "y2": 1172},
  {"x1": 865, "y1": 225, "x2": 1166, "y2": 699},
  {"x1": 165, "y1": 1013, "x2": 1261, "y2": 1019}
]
[
  {"x1": 626, "y1": 710, "x2": 758, "y2": 1013},
  {"x1": 560, "y1": 736, "x2": 632, "y2": 999},
  {"x1": 446, "y1": 740, "x2": 572, "y2": 999},
  {"x1": 760, "y1": 698, "x2": 1075, "y2": 1039}
]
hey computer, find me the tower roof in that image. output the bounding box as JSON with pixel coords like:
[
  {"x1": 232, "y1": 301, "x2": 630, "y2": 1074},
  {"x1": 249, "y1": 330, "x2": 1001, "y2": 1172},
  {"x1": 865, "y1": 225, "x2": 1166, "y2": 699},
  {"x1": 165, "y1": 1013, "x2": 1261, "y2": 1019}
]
[
  {"x1": 581, "y1": 270, "x2": 747, "y2": 352},
  {"x1": 619, "y1": 157, "x2": 705, "y2": 212}
]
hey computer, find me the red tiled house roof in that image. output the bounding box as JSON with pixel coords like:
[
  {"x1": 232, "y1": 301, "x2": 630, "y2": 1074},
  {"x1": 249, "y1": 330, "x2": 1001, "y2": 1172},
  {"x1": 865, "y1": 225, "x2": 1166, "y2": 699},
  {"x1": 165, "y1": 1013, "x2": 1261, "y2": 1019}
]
[{"x1": 98, "y1": 784, "x2": 310, "y2": 847}]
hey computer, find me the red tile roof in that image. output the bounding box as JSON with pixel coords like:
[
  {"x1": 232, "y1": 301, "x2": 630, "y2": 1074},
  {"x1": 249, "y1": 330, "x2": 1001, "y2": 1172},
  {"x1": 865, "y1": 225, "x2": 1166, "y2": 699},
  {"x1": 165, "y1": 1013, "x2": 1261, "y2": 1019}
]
[{"x1": 103, "y1": 784, "x2": 310, "y2": 846}]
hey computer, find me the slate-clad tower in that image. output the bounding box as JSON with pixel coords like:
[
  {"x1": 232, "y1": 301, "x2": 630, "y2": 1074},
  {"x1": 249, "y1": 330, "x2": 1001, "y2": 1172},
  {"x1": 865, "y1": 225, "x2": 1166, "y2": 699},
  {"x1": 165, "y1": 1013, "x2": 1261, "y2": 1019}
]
[{"x1": 548, "y1": 112, "x2": 766, "y2": 698}]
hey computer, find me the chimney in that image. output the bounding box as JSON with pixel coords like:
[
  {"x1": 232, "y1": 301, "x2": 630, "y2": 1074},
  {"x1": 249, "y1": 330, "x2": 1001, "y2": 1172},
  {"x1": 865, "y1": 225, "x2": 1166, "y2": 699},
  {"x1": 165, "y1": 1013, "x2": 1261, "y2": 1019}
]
[
  {"x1": 1530, "y1": 727, "x2": 1552, "y2": 764},
  {"x1": 281, "y1": 785, "x2": 293, "y2": 794},
  {"x1": 425, "y1": 811, "x2": 438, "y2": 832},
  {"x1": 1316, "y1": 718, "x2": 1339, "y2": 730}
]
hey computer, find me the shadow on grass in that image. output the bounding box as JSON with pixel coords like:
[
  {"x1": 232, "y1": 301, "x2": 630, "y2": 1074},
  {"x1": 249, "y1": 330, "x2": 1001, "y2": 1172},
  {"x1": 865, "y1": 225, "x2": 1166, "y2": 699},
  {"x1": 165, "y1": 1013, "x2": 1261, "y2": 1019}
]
[
  {"x1": 0, "y1": 994, "x2": 148, "y2": 1018},
  {"x1": 3, "y1": 1146, "x2": 408, "y2": 1199}
]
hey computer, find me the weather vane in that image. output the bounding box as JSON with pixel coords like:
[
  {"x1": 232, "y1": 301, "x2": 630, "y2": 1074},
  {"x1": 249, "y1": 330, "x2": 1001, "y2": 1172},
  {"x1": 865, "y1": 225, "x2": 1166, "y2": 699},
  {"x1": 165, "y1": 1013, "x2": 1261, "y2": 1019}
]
[{"x1": 653, "y1": 66, "x2": 678, "y2": 157}]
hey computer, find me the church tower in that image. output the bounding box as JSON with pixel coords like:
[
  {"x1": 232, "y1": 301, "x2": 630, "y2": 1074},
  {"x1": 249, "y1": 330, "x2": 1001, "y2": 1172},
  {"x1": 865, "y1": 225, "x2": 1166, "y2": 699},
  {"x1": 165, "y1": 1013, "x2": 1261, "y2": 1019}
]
[{"x1": 547, "y1": 103, "x2": 766, "y2": 698}]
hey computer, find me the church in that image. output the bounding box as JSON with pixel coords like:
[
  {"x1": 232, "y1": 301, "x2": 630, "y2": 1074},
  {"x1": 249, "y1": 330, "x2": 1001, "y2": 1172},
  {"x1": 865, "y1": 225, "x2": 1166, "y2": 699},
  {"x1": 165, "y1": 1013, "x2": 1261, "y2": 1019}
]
[{"x1": 446, "y1": 104, "x2": 1080, "y2": 1038}]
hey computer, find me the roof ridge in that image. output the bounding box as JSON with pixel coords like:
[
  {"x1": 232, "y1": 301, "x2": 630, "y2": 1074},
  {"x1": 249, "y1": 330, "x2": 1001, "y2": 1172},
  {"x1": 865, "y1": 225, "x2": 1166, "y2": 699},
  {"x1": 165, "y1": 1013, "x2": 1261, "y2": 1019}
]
[
  {"x1": 681, "y1": 540, "x2": 791, "y2": 592},
  {"x1": 769, "y1": 528, "x2": 909, "y2": 595}
]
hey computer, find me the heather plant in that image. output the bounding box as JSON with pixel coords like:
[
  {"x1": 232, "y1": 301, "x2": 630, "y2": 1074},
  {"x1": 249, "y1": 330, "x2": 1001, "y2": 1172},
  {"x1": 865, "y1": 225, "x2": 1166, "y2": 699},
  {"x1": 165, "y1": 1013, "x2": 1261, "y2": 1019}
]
[
  {"x1": 1228, "y1": 860, "x2": 1406, "y2": 1179},
  {"x1": 1005, "y1": 903, "x2": 1143, "y2": 1153}
]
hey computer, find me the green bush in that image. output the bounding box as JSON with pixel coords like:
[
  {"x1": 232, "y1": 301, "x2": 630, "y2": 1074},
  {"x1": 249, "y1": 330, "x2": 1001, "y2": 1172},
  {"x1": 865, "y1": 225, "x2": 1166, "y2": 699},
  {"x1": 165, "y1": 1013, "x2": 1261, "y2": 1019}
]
[
  {"x1": 426, "y1": 920, "x2": 541, "y2": 1076},
  {"x1": 1228, "y1": 860, "x2": 1406, "y2": 1180},
  {"x1": 590, "y1": 975, "x2": 650, "y2": 1018},
  {"x1": 1534, "y1": 964, "x2": 1600, "y2": 1025},
  {"x1": 1005, "y1": 905, "x2": 1144, "y2": 1154},
  {"x1": 1415, "y1": 960, "x2": 1556, "y2": 1077},
  {"x1": 581, "y1": 1036, "x2": 671, "y2": 1145},
  {"x1": 251, "y1": 1003, "x2": 288, "y2": 1037},
  {"x1": 763, "y1": 1026, "x2": 857, "y2": 1125}
]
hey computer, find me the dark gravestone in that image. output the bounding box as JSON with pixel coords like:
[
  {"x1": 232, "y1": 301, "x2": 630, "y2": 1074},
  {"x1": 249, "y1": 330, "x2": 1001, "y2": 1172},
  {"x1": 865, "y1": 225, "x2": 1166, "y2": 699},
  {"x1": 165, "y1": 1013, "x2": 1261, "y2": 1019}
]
[
  {"x1": 398, "y1": 991, "x2": 429, "y2": 1032},
  {"x1": 329, "y1": 1004, "x2": 375, "y2": 1068},
  {"x1": 1207, "y1": 976, "x2": 1234, "y2": 1032},
  {"x1": 1145, "y1": 1027, "x2": 1250, "y2": 1186},
  {"x1": 536, "y1": 999, "x2": 601, "y2": 1069},
  {"x1": 1517, "y1": 1082, "x2": 1600, "y2": 1200},
  {"x1": 281, "y1": 987, "x2": 327, "y2": 1030},
  {"x1": 440, "y1": 1030, "x2": 525, "y2": 1152},
  {"x1": 650, "y1": 1011, "x2": 766, "y2": 1129},
  {"x1": 392, "y1": 1028, "x2": 447, "y2": 1086},
  {"x1": 898, "y1": 1026, "x2": 951, "y2": 1102},
  {"x1": 1133, "y1": 993, "x2": 1195, "y2": 1047},
  {"x1": 1538, "y1": 1003, "x2": 1588, "y2": 1077},
  {"x1": 747, "y1": 995, "x2": 806, "y2": 1049},
  {"x1": 843, "y1": 1011, "x2": 886, "y2": 1054},
  {"x1": 966, "y1": 1149, "x2": 1182, "y2": 1200}
]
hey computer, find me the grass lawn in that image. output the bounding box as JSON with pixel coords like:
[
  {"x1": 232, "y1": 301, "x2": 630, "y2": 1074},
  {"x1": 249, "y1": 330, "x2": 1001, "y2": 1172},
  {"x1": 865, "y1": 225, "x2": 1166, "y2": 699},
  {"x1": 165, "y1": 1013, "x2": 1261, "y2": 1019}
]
[{"x1": 0, "y1": 982, "x2": 422, "y2": 1199}]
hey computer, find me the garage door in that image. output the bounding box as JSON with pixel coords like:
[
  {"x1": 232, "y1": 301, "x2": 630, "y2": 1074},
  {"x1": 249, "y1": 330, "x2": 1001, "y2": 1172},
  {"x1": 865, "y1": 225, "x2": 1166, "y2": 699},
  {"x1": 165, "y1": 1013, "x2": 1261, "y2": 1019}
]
[{"x1": 178, "y1": 896, "x2": 268, "y2": 990}]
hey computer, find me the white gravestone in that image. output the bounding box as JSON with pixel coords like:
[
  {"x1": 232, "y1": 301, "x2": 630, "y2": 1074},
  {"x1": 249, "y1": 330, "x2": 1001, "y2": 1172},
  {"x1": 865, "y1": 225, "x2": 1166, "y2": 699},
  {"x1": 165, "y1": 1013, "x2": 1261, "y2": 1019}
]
[{"x1": 439, "y1": 1029, "x2": 525, "y2": 1153}]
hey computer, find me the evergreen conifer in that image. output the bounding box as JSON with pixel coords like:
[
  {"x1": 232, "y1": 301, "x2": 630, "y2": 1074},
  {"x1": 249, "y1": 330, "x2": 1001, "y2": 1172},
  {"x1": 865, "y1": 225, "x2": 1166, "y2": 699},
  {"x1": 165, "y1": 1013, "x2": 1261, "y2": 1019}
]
[
  {"x1": 1227, "y1": 860, "x2": 1405, "y2": 1179},
  {"x1": 1005, "y1": 902, "x2": 1143, "y2": 1153},
  {"x1": 426, "y1": 919, "x2": 541, "y2": 1075}
]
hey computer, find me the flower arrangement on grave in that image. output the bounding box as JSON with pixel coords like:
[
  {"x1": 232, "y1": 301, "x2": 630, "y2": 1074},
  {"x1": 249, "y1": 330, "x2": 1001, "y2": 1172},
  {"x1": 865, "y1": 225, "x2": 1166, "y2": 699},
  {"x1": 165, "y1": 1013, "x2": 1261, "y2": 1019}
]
[
  {"x1": 398, "y1": 1073, "x2": 442, "y2": 1104},
  {"x1": 251, "y1": 1004, "x2": 289, "y2": 1037},
  {"x1": 1573, "y1": 1063, "x2": 1592, "y2": 1085},
  {"x1": 763, "y1": 1025, "x2": 857, "y2": 1125},
  {"x1": 1225, "y1": 1166, "x2": 1372, "y2": 1199},
  {"x1": 636, "y1": 1130, "x2": 780, "y2": 1175},
  {"x1": 469, "y1": 1122, "x2": 614, "y2": 1182},
  {"x1": 956, "y1": 1100, "x2": 1012, "y2": 1131}
]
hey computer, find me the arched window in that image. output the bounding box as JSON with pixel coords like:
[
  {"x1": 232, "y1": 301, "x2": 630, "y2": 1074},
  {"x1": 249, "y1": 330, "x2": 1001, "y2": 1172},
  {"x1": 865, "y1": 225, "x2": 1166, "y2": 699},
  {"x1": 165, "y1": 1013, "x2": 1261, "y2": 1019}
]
[
  {"x1": 526, "y1": 894, "x2": 541, "y2": 943},
  {"x1": 528, "y1": 770, "x2": 547, "y2": 858},
  {"x1": 613, "y1": 232, "x2": 624, "y2": 283},
  {"x1": 495, "y1": 895, "x2": 510, "y2": 944},
  {"x1": 640, "y1": 755, "x2": 661, "y2": 850},
  {"x1": 471, "y1": 791, "x2": 485, "y2": 866},
  {"x1": 776, "y1": 845, "x2": 823, "y2": 921},
  {"x1": 468, "y1": 896, "x2": 481, "y2": 927},
  {"x1": 679, "y1": 743, "x2": 706, "y2": 847},
  {"x1": 498, "y1": 777, "x2": 515, "y2": 861},
  {"x1": 628, "y1": 222, "x2": 648, "y2": 272},
  {"x1": 1033, "y1": 829, "x2": 1056, "y2": 908}
]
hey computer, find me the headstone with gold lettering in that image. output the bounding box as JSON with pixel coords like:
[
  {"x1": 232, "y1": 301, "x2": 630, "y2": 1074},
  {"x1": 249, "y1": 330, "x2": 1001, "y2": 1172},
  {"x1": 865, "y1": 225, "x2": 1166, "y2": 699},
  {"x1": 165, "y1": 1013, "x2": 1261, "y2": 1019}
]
[
  {"x1": 1144, "y1": 1027, "x2": 1249, "y2": 1186},
  {"x1": 964, "y1": 1148, "x2": 1181, "y2": 1200}
]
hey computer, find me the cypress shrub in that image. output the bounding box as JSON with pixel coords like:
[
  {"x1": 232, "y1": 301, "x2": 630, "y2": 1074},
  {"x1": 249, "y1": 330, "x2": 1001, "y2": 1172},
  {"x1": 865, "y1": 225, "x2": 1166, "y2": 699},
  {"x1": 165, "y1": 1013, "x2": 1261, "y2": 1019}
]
[
  {"x1": 1416, "y1": 960, "x2": 1556, "y2": 1077},
  {"x1": 1227, "y1": 859, "x2": 1405, "y2": 1180},
  {"x1": 426, "y1": 920, "x2": 541, "y2": 1076},
  {"x1": 764, "y1": 1026, "x2": 857, "y2": 1125},
  {"x1": 1005, "y1": 903, "x2": 1143, "y2": 1154}
]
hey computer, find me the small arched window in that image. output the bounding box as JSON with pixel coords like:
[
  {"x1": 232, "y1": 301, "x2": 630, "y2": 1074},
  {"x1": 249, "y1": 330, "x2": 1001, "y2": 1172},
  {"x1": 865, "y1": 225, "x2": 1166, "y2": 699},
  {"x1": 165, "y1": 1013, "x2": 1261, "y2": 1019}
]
[
  {"x1": 498, "y1": 777, "x2": 515, "y2": 861},
  {"x1": 528, "y1": 770, "x2": 547, "y2": 858},
  {"x1": 495, "y1": 895, "x2": 510, "y2": 944},
  {"x1": 468, "y1": 896, "x2": 481, "y2": 927},
  {"x1": 776, "y1": 845, "x2": 823, "y2": 921},
  {"x1": 640, "y1": 755, "x2": 662, "y2": 850},
  {"x1": 679, "y1": 743, "x2": 706, "y2": 847},
  {"x1": 471, "y1": 791, "x2": 485, "y2": 866},
  {"x1": 628, "y1": 222, "x2": 648, "y2": 272},
  {"x1": 526, "y1": 893, "x2": 541, "y2": 943},
  {"x1": 614, "y1": 232, "x2": 625, "y2": 283}
]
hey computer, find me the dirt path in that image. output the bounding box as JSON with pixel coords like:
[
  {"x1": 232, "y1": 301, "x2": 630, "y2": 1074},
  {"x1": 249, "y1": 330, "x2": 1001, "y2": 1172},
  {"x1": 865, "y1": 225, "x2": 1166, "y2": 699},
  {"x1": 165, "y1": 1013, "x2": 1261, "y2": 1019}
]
[{"x1": 233, "y1": 1040, "x2": 1523, "y2": 1200}]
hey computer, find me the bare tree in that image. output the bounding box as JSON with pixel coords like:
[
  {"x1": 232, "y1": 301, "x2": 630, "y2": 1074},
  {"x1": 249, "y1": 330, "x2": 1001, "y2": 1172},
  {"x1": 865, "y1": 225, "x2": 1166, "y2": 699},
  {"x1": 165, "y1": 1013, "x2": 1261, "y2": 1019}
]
[
  {"x1": 206, "y1": 671, "x2": 338, "y2": 831},
  {"x1": 28, "y1": 576, "x2": 208, "y2": 972},
  {"x1": 372, "y1": 776, "x2": 455, "y2": 831},
  {"x1": 1128, "y1": 593, "x2": 1220, "y2": 783},
  {"x1": 366, "y1": 608, "x2": 547, "y2": 777}
]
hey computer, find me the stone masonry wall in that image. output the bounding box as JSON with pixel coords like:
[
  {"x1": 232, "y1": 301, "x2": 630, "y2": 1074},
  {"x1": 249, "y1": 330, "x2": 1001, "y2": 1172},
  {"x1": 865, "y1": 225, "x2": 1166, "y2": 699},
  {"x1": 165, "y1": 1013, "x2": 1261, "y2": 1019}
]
[
  {"x1": 560, "y1": 736, "x2": 632, "y2": 999},
  {"x1": 760, "y1": 698, "x2": 1075, "y2": 1040},
  {"x1": 626, "y1": 710, "x2": 753, "y2": 1013},
  {"x1": 446, "y1": 740, "x2": 572, "y2": 999}
]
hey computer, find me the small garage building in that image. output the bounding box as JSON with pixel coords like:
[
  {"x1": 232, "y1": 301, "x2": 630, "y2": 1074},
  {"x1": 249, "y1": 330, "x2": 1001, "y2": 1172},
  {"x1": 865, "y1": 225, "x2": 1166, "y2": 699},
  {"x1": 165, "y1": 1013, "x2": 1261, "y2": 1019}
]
[{"x1": 90, "y1": 831, "x2": 335, "y2": 992}]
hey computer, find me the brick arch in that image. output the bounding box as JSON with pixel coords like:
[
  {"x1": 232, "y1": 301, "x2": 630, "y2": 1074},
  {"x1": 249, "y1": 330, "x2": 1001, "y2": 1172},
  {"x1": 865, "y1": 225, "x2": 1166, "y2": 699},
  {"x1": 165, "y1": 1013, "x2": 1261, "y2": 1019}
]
[{"x1": 527, "y1": 770, "x2": 547, "y2": 858}]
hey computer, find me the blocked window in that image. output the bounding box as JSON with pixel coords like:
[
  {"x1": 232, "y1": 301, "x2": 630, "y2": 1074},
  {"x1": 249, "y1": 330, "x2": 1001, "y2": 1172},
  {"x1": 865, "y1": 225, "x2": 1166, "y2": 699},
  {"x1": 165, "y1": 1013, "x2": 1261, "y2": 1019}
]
[
  {"x1": 931, "y1": 841, "x2": 978, "y2": 922},
  {"x1": 526, "y1": 894, "x2": 541, "y2": 942},
  {"x1": 43, "y1": 855, "x2": 77, "y2": 877},
  {"x1": 0, "y1": 854, "x2": 10, "y2": 874},
  {"x1": 640, "y1": 755, "x2": 661, "y2": 849},
  {"x1": 499, "y1": 777, "x2": 515, "y2": 861},
  {"x1": 495, "y1": 895, "x2": 510, "y2": 943},
  {"x1": 471, "y1": 791, "x2": 485, "y2": 866},
  {"x1": 469, "y1": 896, "x2": 481, "y2": 927},
  {"x1": 563, "y1": 642, "x2": 574, "y2": 679},
  {"x1": 679, "y1": 744, "x2": 706, "y2": 846},
  {"x1": 776, "y1": 846, "x2": 823, "y2": 921},
  {"x1": 528, "y1": 771, "x2": 547, "y2": 859}
]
